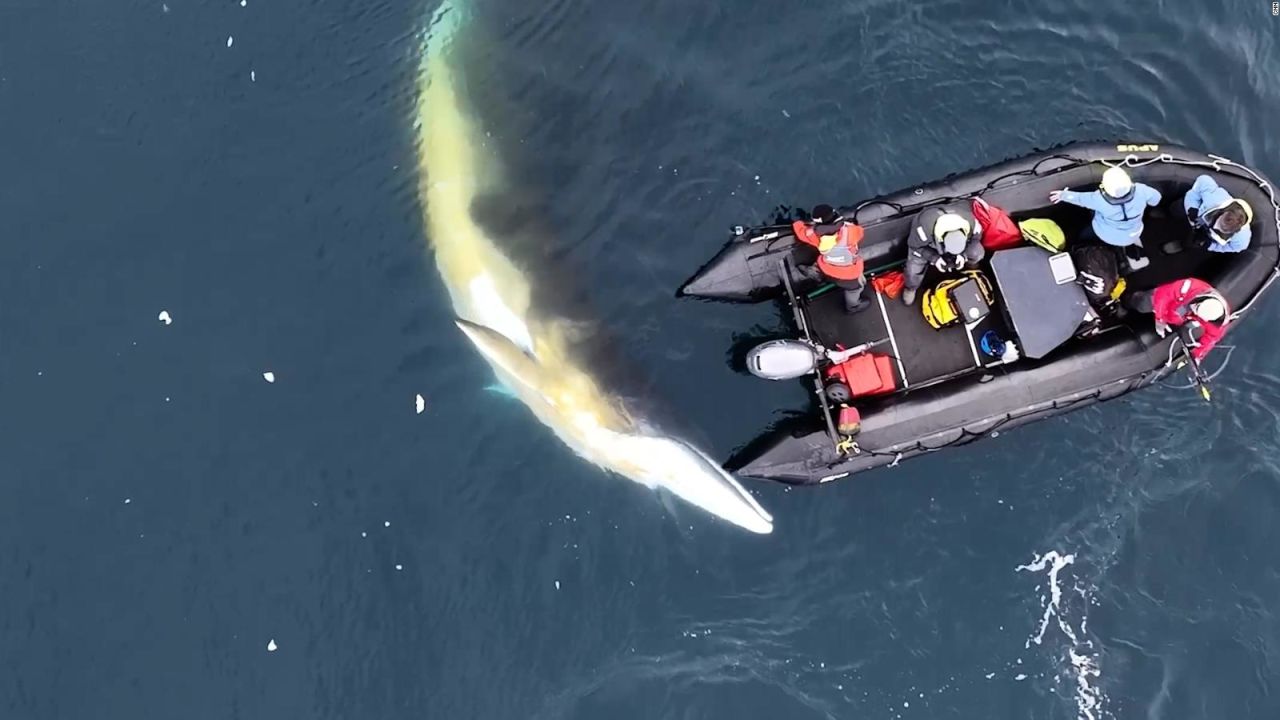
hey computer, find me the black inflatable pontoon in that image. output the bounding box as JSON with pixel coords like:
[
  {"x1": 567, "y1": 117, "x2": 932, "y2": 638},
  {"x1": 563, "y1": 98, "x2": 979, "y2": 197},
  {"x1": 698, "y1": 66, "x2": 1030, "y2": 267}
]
[{"x1": 681, "y1": 142, "x2": 1279, "y2": 484}]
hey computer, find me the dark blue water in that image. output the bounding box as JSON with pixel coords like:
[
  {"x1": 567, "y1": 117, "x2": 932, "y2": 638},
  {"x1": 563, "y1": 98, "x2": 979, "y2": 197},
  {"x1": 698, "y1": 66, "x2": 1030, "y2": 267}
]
[{"x1": 3, "y1": 0, "x2": 1279, "y2": 718}]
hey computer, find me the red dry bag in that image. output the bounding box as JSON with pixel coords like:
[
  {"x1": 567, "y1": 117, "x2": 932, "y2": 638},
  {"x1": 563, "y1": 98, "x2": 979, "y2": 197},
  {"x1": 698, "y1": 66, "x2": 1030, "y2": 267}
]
[{"x1": 972, "y1": 197, "x2": 1022, "y2": 250}]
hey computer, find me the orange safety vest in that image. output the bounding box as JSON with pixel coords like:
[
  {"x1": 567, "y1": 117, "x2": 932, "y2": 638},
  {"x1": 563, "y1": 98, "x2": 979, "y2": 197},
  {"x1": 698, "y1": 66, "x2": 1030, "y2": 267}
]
[{"x1": 791, "y1": 220, "x2": 865, "y2": 281}]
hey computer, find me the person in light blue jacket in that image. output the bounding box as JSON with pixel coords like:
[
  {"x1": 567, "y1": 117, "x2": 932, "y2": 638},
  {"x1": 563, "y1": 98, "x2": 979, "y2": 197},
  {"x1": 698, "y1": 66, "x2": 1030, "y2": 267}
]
[
  {"x1": 1050, "y1": 167, "x2": 1162, "y2": 268},
  {"x1": 1162, "y1": 174, "x2": 1254, "y2": 254}
]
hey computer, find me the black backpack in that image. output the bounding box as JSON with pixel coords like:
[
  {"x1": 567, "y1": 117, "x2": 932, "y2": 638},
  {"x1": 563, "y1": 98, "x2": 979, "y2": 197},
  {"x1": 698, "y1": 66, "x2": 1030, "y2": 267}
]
[{"x1": 1071, "y1": 245, "x2": 1122, "y2": 308}]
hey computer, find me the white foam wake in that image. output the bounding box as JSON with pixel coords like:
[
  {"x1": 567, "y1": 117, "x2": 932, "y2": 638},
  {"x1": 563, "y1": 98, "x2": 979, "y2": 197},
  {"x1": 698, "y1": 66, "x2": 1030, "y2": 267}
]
[{"x1": 1016, "y1": 551, "x2": 1105, "y2": 720}]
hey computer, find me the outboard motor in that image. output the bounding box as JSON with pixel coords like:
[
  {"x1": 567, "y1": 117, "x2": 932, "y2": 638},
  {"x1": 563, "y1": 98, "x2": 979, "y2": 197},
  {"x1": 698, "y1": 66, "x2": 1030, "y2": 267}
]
[{"x1": 746, "y1": 340, "x2": 819, "y2": 380}]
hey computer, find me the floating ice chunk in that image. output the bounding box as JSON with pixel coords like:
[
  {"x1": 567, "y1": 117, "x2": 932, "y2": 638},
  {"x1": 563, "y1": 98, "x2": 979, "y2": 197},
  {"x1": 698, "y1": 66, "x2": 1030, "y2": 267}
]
[
  {"x1": 267, "y1": 639, "x2": 277, "y2": 652},
  {"x1": 395, "y1": 564, "x2": 403, "y2": 571},
  {"x1": 1015, "y1": 673, "x2": 1027, "y2": 681},
  {"x1": 985, "y1": 672, "x2": 995, "y2": 679},
  {"x1": 240, "y1": 0, "x2": 247, "y2": 5},
  {"x1": 415, "y1": 394, "x2": 425, "y2": 414},
  {"x1": 250, "y1": 70, "x2": 256, "y2": 82},
  {"x1": 227, "y1": 36, "x2": 234, "y2": 48},
  {"x1": 554, "y1": 580, "x2": 560, "y2": 590},
  {"x1": 262, "y1": 371, "x2": 275, "y2": 383},
  {"x1": 124, "y1": 498, "x2": 131, "y2": 504},
  {"x1": 158, "y1": 310, "x2": 172, "y2": 325},
  {"x1": 384, "y1": 520, "x2": 391, "y2": 528}
]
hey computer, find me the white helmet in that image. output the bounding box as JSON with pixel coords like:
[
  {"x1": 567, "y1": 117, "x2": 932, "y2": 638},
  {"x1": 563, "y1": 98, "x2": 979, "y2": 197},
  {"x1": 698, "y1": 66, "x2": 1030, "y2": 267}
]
[
  {"x1": 1192, "y1": 295, "x2": 1226, "y2": 323},
  {"x1": 1100, "y1": 167, "x2": 1133, "y2": 200}
]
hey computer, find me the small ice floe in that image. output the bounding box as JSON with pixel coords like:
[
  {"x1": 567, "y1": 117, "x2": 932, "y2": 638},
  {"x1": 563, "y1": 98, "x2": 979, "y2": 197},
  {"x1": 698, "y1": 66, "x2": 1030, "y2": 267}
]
[
  {"x1": 157, "y1": 310, "x2": 172, "y2": 325},
  {"x1": 162, "y1": 4, "x2": 169, "y2": 13},
  {"x1": 250, "y1": 70, "x2": 256, "y2": 82},
  {"x1": 985, "y1": 672, "x2": 995, "y2": 679},
  {"x1": 226, "y1": 36, "x2": 234, "y2": 48},
  {"x1": 415, "y1": 394, "x2": 425, "y2": 414},
  {"x1": 384, "y1": 521, "x2": 391, "y2": 528},
  {"x1": 1015, "y1": 673, "x2": 1028, "y2": 681},
  {"x1": 240, "y1": 0, "x2": 247, "y2": 5},
  {"x1": 124, "y1": 498, "x2": 132, "y2": 504},
  {"x1": 395, "y1": 564, "x2": 403, "y2": 571},
  {"x1": 554, "y1": 580, "x2": 560, "y2": 590},
  {"x1": 262, "y1": 371, "x2": 275, "y2": 383},
  {"x1": 360, "y1": 531, "x2": 367, "y2": 538},
  {"x1": 266, "y1": 639, "x2": 278, "y2": 652}
]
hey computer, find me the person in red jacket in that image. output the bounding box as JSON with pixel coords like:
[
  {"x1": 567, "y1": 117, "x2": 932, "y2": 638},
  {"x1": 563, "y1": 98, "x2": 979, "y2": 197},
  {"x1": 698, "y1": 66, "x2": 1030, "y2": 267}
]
[
  {"x1": 792, "y1": 205, "x2": 869, "y2": 313},
  {"x1": 1126, "y1": 277, "x2": 1229, "y2": 361}
]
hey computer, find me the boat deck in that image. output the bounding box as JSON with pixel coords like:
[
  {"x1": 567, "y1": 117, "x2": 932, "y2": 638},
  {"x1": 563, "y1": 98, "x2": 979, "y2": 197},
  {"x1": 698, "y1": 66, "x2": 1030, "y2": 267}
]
[{"x1": 804, "y1": 277, "x2": 1010, "y2": 389}]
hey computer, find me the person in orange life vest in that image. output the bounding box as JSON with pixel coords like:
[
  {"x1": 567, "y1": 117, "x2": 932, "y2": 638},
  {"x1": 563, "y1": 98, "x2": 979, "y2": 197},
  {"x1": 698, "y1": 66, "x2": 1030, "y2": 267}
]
[
  {"x1": 791, "y1": 204, "x2": 869, "y2": 313},
  {"x1": 1125, "y1": 277, "x2": 1229, "y2": 361}
]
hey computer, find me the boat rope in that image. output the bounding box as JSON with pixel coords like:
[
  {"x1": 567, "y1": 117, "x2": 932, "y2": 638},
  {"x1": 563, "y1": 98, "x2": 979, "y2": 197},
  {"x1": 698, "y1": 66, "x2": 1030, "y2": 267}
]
[
  {"x1": 842, "y1": 370, "x2": 1158, "y2": 462},
  {"x1": 845, "y1": 339, "x2": 1231, "y2": 464}
]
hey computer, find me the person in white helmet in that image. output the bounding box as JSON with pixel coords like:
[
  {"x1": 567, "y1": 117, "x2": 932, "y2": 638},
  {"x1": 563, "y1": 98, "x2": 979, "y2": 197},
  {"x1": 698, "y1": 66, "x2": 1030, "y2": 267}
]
[
  {"x1": 1125, "y1": 277, "x2": 1229, "y2": 361},
  {"x1": 1049, "y1": 166, "x2": 1162, "y2": 270},
  {"x1": 900, "y1": 203, "x2": 985, "y2": 305}
]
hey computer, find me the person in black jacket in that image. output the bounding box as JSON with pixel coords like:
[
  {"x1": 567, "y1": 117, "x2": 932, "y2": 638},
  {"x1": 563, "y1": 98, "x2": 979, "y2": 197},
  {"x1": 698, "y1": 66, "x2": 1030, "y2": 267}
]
[{"x1": 902, "y1": 204, "x2": 985, "y2": 305}]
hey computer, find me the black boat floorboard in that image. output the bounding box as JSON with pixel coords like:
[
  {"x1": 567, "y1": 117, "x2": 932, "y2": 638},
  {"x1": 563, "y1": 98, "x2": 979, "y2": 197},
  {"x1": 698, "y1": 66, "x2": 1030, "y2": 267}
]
[
  {"x1": 803, "y1": 280, "x2": 986, "y2": 386},
  {"x1": 1127, "y1": 205, "x2": 1231, "y2": 290},
  {"x1": 879, "y1": 291, "x2": 977, "y2": 384},
  {"x1": 804, "y1": 290, "x2": 888, "y2": 354}
]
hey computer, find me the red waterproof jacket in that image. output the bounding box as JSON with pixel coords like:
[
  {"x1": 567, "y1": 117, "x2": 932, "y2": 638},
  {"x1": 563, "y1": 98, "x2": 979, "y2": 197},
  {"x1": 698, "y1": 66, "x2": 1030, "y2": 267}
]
[{"x1": 1152, "y1": 277, "x2": 1229, "y2": 361}]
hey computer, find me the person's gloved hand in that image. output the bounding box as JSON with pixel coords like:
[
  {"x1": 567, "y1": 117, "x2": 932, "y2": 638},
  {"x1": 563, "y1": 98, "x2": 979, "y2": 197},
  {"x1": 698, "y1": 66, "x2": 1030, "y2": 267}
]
[
  {"x1": 934, "y1": 257, "x2": 949, "y2": 272},
  {"x1": 1049, "y1": 188, "x2": 1068, "y2": 204},
  {"x1": 1186, "y1": 207, "x2": 1200, "y2": 225},
  {"x1": 1155, "y1": 320, "x2": 1171, "y2": 338},
  {"x1": 954, "y1": 255, "x2": 966, "y2": 270}
]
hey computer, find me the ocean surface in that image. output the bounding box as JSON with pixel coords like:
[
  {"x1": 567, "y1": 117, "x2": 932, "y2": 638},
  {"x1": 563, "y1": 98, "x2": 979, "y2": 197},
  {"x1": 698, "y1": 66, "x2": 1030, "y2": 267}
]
[{"x1": 3, "y1": 0, "x2": 1280, "y2": 718}]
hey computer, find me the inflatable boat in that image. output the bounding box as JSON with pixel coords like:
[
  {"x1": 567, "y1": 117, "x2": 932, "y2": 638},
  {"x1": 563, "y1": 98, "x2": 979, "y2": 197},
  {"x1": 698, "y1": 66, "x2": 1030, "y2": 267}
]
[{"x1": 680, "y1": 142, "x2": 1279, "y2": 484}]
